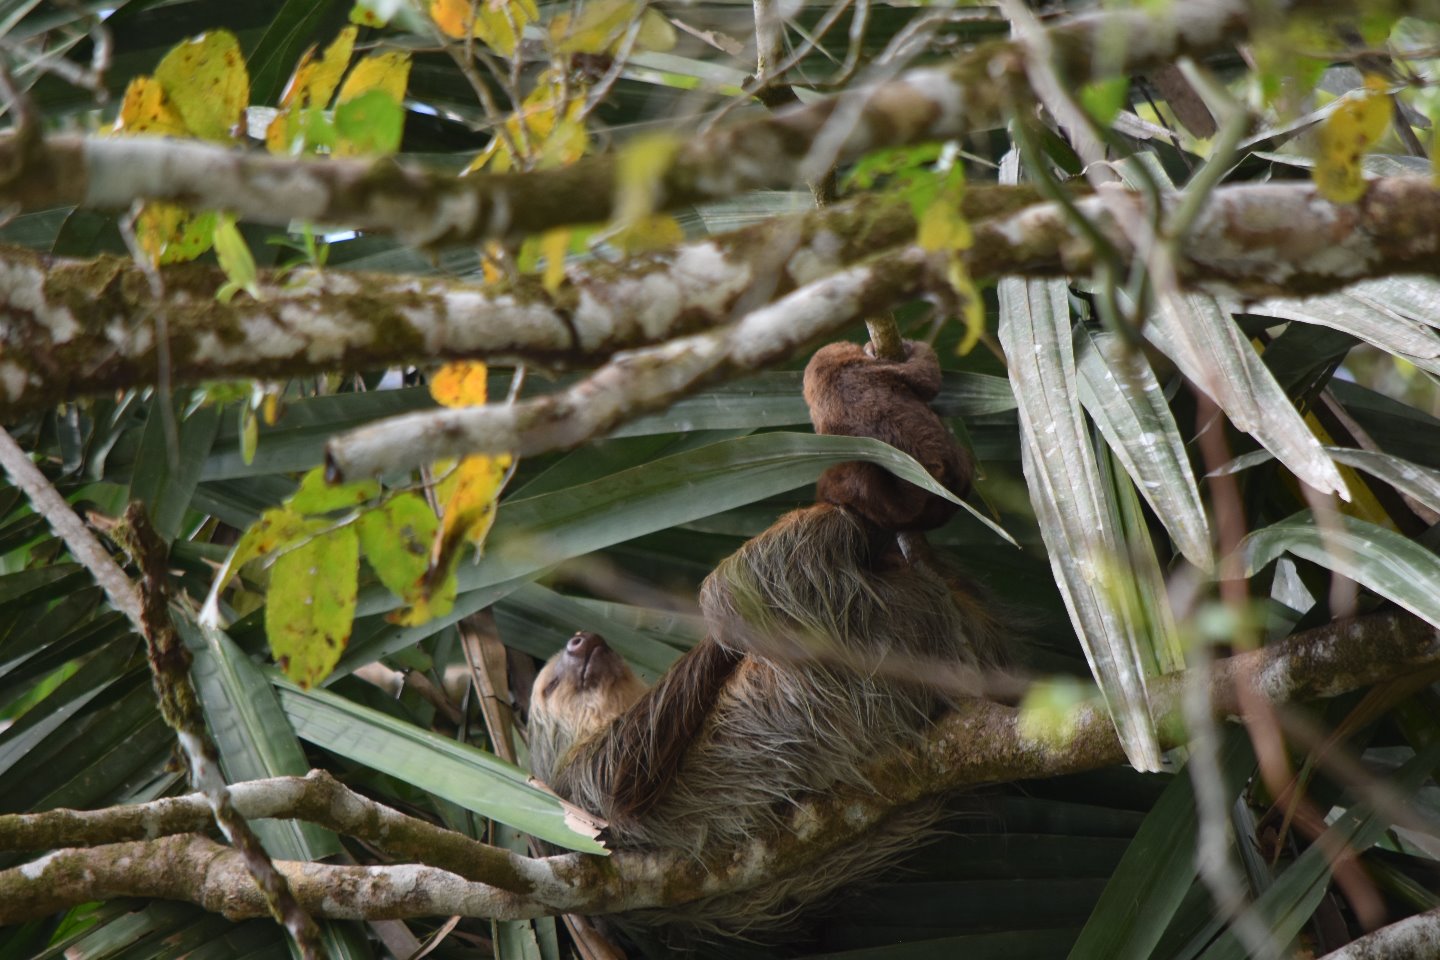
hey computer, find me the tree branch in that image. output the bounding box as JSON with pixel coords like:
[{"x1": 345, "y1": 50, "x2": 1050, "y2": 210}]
[
  {"x1": 4, "y1": 176, "x2": 1437, "y2": 423},
  {"x1": 0, "y1": 0, "x2": 1327, "y2": 241},
  {"x1": 324, "y1": 246, "x2": 936, "y2": 480},
  {"x1": 2, "y1": 611, "x2": 1435, "y2": 925},
  {"x1": 323, "y1": 176, "x2": 1440, "y2": 478},
  {"x1": 0, "y1": 427, "x2": 143, "y2": 630}
]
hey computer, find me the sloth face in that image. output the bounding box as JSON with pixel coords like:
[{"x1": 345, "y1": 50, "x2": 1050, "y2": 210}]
[{"x1": 528, "y1": 632, "x2": 646, "y2": 782}]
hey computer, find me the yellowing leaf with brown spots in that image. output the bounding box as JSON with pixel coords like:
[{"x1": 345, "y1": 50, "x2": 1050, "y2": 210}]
[
  {"x1": 465, "y1": 70, "x2": 588, "y2": 174},
  {"x1": 266, "y1": 27, "x2": 357, "y2": 154},
  {"x1": 137, "y1": 204, "x2": 217, "y2": 265},
  {"x1": 358, "y1": 492, "x2": 438, "y2": 602},
  {"x1": 349, "y1": 3, "x2": 386, "y2": 27},
  {"x1": 393, "y1": 361, "x2": 512, "y2": 626},
  {"x1": 429, "y1": 450, "x2": 509, "y2": 581},
  {"x1": 289, "y1": 465, "x2": 381, "y2": 515},
  {"x1": 153, "y1": 30, "x2": 250, "y2": 142},
  {"x1": 1314, "y1": 76, "x2": 1392, "y2": 203},
  {"x1": 114, "y1": 77, "x2": 188, "y2": 135},
  {"x1": 266, "y1": 525, "x2": 359, "y2": 688},
  {"x1": 212, "y1": 506, "x2": 324, "y2": 598},
  {"x1": 338, "y1": 50, "x2": 411, "y2": 107}
]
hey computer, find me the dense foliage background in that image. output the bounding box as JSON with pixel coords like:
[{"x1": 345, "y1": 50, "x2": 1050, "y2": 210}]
[{"x1": 3, "y1": 1, "x2": 1440, "y2": 958}]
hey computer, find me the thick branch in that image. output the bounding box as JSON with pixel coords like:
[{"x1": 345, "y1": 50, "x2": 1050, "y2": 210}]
[
  {"x1": 4, "y1": 177, "x2": 1438, "y2": 422},
  {"x1": 325, "y1": 247, "x2": 935, "y2": 480},
  {"x1": 2, "y1": 611, "x2": 1434, "y2": 924},
  {"x1": 323, "y1": 177, "x2": 1440, "y2": 478},
  {"x1": 0, "y1": 191, "x2": 943, "y2": 419},
  {"x1": 0, "y1": 0, "x2": 1313, "y2": 241},
  {"x1": 1317, "y1": 904, "x2": 1440, "y2": 960}
]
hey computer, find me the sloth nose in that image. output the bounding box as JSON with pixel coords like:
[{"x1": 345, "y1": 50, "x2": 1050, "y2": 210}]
[{"x1": 567, "y1": 632, "x2": 606, "y2": 656}]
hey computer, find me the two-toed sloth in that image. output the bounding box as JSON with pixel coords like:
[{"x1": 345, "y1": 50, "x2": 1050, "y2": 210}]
[{"x1": 527, "y1": 340, "x2": 999, "y2": 944}]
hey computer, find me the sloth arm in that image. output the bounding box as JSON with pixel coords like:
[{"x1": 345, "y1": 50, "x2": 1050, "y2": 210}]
[{"x1": 597, "y1": 638, "x2": 744, "y2": 824}]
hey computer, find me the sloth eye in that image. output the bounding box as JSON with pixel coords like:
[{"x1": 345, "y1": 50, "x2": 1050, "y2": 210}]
[{"x1": 541, "y1": 676, "x2": 560, "y2": 699}]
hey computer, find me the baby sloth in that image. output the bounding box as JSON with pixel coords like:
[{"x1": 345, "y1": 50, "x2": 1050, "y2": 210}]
[{"x1": 804, "y1": 339, "x2": 971, "y2": 531}]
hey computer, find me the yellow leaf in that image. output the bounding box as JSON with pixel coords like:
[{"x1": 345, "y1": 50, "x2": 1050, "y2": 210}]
[
  {"x1": 289, "y1": 27, "x2": 357, "y2": 109},
  {"x1": 635, "y1": 8, "x2": 677, "y2": 52},
  {"x1": 551, "y1": 0, "x2": 631, "y2": 53},
  {"x1": 399, "y1": 359, "x2": 514, "y2": 626},
  {"x1": 432, "y1": 0, "x2": 540, "y2": 56},
  {"x1": 430, "y1": 451, "x2": 510, "y2": 568},
  {"x1": 267, "y1": 27, "x2": 357, "y2": 154},
  {"x1": 338, "y1": 51, "x2": 412, "y2": 106},
  {"x1": 1313, "y1": 76, "x2": 1391, "y2": 203},
  {"x1": 540, "y1": 228, "x2": 570, "y2": 292},
  {"x1": 114, "y1": 77, "x2": 189, "y2": 136},
  {"x1": 430, "y1": 0, "x2": 473, "y2": 37},
  {"x1": 614, "y1": 133, "x2": 679, "y2": 227},
  {"x1": 429, "y1": 360, "x2": 489, "y2": 407},
  {"x1": 947, "y1": 256, "x2": 984, "y2": 356},
  {"x1": 153, "y1": 30, "x2": 250, "y2": 142},
  {"x1": 541, "y1": 117, "x2": 590, "y2": 168},
  {"x1": 464, "y1": 69, "x2": 588, "y2": 173}
]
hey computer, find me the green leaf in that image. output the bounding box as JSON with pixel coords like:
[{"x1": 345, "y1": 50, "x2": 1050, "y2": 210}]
[
  {"x1": 273, "y1": 676, "x2": 607, "y2": 853},
  {"x1": 468, "y1": 431, "x2": 1014, "y2": 595},
  {"x1": 265, "y1": 525, "x2": 359, "y2": 688},
  {"x1": 128, "y1": 400, "x2": 222, "y2": 542},
  {"x1": 995, "y1": 176, "x2": 1164, "y2": 774},
  {"x1": 357, "y1": 492, "x2": 435, "y2": 600},
  {"x1": 493, "y1": 582, "x2": 682, "y2": 680},
  {"x1": 334, "y1": 87, "x2": 404, "y2": 156},
  {"x1": 1075, "y1": 327, "x2": 1213, "y2": 571},
  {"x1": 1190, "y1": 736, "x2": 1440, "y2": 960},
  {"x1": 1323, "y1": 446, "x2": 1440, "y2": 514},
  {"x1": 213, "y1": 214, "x2": 260, "y2": 304},
  {"x1": 1069, "y1": 729, "x2": 1254, "y2": 960},
  {"x1": 177, "y1": 613, "x2": 342, "y2": 860},
  {"x1": 1079, "y1": 77, "x2": 1129, "y2": 126},
  {"x1": 288, "y1": 465, "x2": 380, "y2": 515},
  {"x1": 1239, "y1": 511, "x2": 1440, "y2": 630}
]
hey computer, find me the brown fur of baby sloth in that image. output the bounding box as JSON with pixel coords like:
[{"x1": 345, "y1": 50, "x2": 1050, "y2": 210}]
[
  {"x1": 803, "y1": 339, "x2": 972, "y2": 531},
  {"x1": 528, "y1": 503, "x2": 1006, "y2": 942}
]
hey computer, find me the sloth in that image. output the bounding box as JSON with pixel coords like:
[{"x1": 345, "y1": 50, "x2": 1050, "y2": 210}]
[
  {"x1": 803, "y1": 339, "x2": 971, "y2": 532},
  {"x1": 525, "y1": 338, "x2": 995, "y2": 945}
]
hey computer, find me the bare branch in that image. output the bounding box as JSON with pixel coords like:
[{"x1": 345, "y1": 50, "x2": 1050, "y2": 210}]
[{"x1": 0, "y1": 427, "x2": 143, "y2": 630}]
